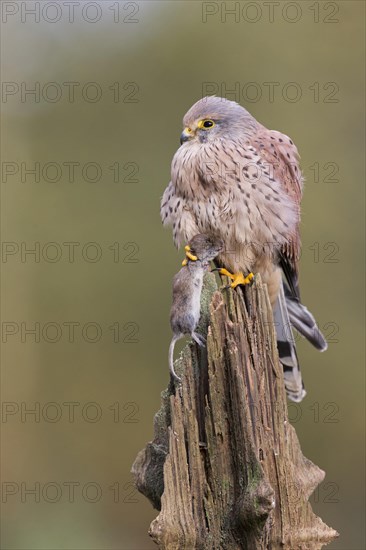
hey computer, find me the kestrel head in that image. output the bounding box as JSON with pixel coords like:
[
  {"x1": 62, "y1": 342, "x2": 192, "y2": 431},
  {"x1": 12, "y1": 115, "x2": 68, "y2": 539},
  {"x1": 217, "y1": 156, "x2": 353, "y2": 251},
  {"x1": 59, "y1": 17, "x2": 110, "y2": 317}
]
[{"x1": 180, "y1": 96, "x2": 258, "y2": 145}]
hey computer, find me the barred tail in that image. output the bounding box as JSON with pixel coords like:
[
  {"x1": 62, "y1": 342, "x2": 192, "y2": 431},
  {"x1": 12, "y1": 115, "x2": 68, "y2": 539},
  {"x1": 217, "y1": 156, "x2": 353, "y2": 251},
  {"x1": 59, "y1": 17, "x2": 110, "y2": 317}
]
[
  {"x1": 273, "y1": 282, "x2": 306, "y2": 402},
  {"x1": 283, "y1": 283, "x2": 328, "y2": 352}
]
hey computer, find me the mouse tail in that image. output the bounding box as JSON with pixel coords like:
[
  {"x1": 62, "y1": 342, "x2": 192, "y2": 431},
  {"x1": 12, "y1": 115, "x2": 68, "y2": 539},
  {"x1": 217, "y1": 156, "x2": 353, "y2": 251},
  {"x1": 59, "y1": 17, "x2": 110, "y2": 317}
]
[{"x1": 169, "y1": 334, "x2": 182, "y2": 383}]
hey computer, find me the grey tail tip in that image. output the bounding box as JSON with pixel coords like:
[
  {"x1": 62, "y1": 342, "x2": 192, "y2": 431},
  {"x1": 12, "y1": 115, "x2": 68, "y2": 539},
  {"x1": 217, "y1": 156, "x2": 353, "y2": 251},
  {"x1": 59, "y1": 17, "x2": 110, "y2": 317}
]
[
  {"x1": 285, "y1": 292, "x2": 328, "y2": 352},
  {"x1": 287, "y1": 387, "x2": 307, "y2": 403},
  {"x1": 320, "y1": 341, "x2": 328, "y2": 352}
]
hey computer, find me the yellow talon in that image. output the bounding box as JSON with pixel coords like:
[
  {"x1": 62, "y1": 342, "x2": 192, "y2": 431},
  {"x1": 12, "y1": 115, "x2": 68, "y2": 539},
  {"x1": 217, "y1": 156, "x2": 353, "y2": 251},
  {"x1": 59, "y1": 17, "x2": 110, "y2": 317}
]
[
  {"x1": 219, "y1": 268, "x2": 254, "y2": 289},
  {"x1": 186, "y1": 251, "x2": 198, "y2": 261},
  {"x1": 182, "y1": 245, "x2": 197, "y2": 266}
]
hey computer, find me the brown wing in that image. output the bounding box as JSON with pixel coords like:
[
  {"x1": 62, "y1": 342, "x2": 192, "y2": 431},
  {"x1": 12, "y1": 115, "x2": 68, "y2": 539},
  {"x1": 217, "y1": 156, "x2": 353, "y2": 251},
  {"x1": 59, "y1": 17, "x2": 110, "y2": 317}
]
[{"x1": 249, "y1": 126, "x2": 304, "y2": 299}]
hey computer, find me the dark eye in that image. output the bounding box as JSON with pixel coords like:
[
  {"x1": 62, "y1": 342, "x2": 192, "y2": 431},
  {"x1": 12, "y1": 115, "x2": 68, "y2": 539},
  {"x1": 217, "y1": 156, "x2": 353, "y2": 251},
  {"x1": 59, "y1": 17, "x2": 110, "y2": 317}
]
[{"x1": 198, "y1": 119, "x2": 215, "y2": 130}]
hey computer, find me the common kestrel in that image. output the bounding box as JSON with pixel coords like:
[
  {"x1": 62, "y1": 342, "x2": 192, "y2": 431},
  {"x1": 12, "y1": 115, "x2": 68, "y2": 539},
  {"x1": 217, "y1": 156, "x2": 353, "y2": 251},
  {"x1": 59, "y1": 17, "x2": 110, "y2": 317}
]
[{"x1": 161, "y1": 96, "x2": 327, "y2": 402}]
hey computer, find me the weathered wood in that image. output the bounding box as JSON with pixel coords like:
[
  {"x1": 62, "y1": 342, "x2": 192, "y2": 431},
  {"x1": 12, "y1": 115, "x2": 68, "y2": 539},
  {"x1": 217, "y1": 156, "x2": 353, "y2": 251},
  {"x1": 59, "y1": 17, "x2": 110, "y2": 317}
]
[{"x1": 132, "y1": 273, "x2": 338, "y2": 549}]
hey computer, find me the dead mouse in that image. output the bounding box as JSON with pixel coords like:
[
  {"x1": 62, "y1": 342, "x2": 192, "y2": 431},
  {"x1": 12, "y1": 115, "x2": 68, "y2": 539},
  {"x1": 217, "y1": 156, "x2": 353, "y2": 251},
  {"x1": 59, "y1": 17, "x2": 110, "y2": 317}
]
[{"x1": 169, "y1": 233, "x2": 223, "y2": 383}]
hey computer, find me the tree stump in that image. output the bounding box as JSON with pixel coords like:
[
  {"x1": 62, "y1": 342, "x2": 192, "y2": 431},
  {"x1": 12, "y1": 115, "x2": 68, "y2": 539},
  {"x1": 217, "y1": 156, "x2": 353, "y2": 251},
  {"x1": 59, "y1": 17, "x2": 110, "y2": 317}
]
[{"x1": 132, "y1": 273, "x2": 338, "y2": 549}]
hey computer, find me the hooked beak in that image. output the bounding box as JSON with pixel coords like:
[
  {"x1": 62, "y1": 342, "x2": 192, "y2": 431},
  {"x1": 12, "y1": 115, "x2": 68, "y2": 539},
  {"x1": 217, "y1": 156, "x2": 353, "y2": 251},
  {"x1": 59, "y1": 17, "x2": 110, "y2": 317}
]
[{"x1": 180, "y1": 127, "x2": 194, "y2": 145}]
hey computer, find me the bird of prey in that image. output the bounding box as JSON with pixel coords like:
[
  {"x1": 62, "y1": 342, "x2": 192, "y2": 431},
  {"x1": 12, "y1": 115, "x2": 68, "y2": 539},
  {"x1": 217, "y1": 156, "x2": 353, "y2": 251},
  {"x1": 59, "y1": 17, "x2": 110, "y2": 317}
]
[{"x1": 161, "y1": 96, "x2": 327, "y2": 402}]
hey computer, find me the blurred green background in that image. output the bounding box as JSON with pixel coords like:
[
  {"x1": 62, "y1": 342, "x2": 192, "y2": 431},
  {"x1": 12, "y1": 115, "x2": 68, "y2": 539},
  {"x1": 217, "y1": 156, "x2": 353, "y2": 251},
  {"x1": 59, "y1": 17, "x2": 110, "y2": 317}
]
[{"x1": 1, "y1": 1, "x2": 365, "y2": 549}]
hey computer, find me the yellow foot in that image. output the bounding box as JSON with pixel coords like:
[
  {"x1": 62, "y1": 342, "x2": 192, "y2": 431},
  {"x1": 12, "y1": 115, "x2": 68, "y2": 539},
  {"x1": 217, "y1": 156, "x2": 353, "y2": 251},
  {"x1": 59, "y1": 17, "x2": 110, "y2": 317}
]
[
  {"x1": 182, "y1": 244, "x2": 198, "y2": 266},
  {"x1": 219, "y1": 268, "x2": 254, "y2": 289}
]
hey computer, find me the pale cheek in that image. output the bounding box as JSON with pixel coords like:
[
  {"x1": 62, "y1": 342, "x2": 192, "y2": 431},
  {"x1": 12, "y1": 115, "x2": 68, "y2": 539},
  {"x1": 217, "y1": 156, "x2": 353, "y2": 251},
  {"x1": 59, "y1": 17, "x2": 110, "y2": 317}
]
[{"x1": 199, "y1": 129, "x2": 221, "y2": 143}]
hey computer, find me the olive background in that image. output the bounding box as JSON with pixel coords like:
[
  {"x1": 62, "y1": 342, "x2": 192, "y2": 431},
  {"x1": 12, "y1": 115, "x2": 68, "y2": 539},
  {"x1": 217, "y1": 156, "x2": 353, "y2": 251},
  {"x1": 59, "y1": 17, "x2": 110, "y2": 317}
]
[{"x1": 1, "y1": 1, "x2": 365, "y2": 549}]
